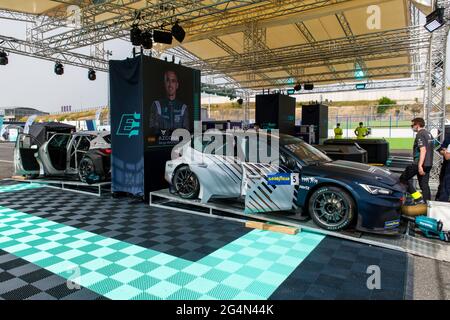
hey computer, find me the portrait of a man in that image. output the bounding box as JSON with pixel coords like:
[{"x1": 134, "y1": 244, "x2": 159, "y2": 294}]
[{"x1": 149, "y1": 70, "x2": 190, "y2": 133}]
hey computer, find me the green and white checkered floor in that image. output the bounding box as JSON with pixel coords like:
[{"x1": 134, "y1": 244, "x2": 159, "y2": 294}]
[
  {"x1": 0, "y1": 203, "x2": 325, "y2": 300},
  {"x1": 0, "y1": 183, "x2": 44, "y2": 193}
]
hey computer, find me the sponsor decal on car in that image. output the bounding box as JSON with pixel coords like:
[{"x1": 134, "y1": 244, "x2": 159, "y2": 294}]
[
  {"x1": 301, "y1": 176, "x2": 318, "y2": 185},
  {"x1": 384, "y1": 219, "x2": 400, "y2": 229},
  {"x1": 267, "y1": 173, "x2": 299, "y2": 186}
]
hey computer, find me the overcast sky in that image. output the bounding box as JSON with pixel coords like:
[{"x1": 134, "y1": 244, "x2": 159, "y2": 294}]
[{"x1": 0, "y1": 17, "x2": 449, "y2": 113}]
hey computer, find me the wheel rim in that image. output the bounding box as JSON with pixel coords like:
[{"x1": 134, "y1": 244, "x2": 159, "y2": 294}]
[
  {"x1": 312, "y1": 191, "x2": 349, "y2": 227},
  {"x1": 79, "y1": 159, "x2": 94, "y2": 181},
  {"x1": 174, "y1": 167, "x2": 198, "y2": 197}
]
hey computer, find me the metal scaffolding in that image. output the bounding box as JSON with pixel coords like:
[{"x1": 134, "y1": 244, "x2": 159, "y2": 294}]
[
  {"x1": 0, "y1": 1, "x2": 432, "y2": 92},
  {"x1": 424, "y1": 0, "x2": 450, "y2": 180}
]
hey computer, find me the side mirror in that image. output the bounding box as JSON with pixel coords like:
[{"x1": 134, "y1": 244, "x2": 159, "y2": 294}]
[{"x1": 286, "y1": 158, "x2": 297, "y2": 170}]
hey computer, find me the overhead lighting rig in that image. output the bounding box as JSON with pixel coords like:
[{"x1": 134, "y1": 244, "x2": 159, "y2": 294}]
[{"x1": 0, "y1": 50, "x2": 8, "y2": 65}]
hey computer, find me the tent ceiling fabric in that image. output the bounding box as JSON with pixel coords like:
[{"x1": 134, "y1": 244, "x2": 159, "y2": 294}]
[
  {"x1": 0, "y1": 0, "x2": 61, "y2": 14},
  {"x1": 0, "y1": 0, "x2": 433, "y2": 89}
]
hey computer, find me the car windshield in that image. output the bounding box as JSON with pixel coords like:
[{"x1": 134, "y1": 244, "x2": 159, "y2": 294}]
[{"x1": 282, "y1": 137, "x2": 331, "y2": 165}]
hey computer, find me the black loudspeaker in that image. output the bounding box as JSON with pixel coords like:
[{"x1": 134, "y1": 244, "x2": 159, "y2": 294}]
[
  {"x1": 301, "y1": 104, "x2": 328, "y2": 143},
  {"x1": 324, "y1": 138, "x2": 389, "y2": 164},
  {"x1": 153, "y1": 30, "x2": 173, "y2": 44},
  {"x1": 255, "y1": 93, "x2": 296, "y2": 135},
  {"x1": 304, "y1": 83, "x2": 314, "y2": 90}
]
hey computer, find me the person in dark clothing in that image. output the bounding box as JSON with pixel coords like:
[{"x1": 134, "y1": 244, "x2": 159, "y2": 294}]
[
  {"x1": 399, "y1": 118, "x2": 434, "y2": 203},
  {"x1": 436, "y1": 138, "x2": 450, "y2": 202}
]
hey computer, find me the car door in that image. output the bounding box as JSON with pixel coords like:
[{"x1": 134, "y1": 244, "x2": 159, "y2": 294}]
[
  {"x1": 66, "y1": 135, "x2": 81, "y2": 174},
  {"x1": 187, "y1": 134, "x2": 242, "y2": 202},
  {"x1": 14, "y1": 133, "x2": 41, "y2": 176},
  {"x1": 39, "y1": 133, "x2": 71, "y2": 176}
]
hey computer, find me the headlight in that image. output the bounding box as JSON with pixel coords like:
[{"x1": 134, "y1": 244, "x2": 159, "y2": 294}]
[{"x1": 359, "y1": 184, "x2": 392, "y2": 195}]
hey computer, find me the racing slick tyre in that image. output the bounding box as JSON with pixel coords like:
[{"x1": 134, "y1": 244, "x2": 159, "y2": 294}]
[
  {"x1": 79, "y1": 156, "x2": 96, "y2": 184},
  {"x1": 308, "y1": 186, "x2": 355, "y2": 231},
  {"x1": 173, "y1": 165, "x2": 200, "y2": 199}
]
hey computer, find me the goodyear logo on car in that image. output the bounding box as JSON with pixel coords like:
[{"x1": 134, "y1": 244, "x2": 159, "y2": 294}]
[
  {"x1": 384, "y1": 219, "x2": 400, "y2": 229},
  {"x1": 116, "y1": 112, "x2": 141, "y2": 138},
  {"x1": 267, "y1": 173, "x2": 299, "y2": 185}
]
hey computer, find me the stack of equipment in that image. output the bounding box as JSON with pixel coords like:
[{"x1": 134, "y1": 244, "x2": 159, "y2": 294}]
[
  {"x1": 324, "y1": 138, "x2": 389, "y2": 164},
  {"x1": 315, "y1": 143, "x2": 368, "y2": 163}
]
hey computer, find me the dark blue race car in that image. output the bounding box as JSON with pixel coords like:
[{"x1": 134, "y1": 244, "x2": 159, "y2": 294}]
[
  {"x1": 280, "y1": 134, "x2": 407, "y2": 234},
  {"x1": 167, "y1": 132, "x2": 407, "y2": 235}
]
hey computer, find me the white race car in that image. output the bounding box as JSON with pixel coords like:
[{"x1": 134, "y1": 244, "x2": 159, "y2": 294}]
[{"x1": 165, "y1": 131, "x2": 299, "y2": 214}]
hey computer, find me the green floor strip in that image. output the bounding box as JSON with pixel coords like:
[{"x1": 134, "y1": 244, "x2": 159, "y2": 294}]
[
  {"x1": 0, "y1": 206, "x2": 324, "y2": 300},
  {"x1": 0, "y1": 183, "x2": 45, "y2": 193}
]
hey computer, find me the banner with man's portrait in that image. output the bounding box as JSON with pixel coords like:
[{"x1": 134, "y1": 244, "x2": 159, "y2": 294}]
[
  {"x1": 142, "y1": 56, "x2": 201, "y2": 147},
  {"x1": 109, "y1": 55, "x2": 200, "y2": 198}
]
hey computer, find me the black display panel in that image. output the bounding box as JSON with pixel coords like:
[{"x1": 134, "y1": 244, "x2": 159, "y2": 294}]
[{"x1": 109, "y1": 56, "x2": 200, "y2": 198}]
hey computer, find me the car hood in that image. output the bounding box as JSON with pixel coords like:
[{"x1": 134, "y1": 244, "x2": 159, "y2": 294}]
[{"x1": 309, "y1": 160, "x2": 400, "y2": 187}]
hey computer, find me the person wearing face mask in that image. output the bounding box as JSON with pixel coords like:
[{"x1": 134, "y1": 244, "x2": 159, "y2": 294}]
[{"x1": 399, "y1": 117, "x2": 434, "y2": 203}]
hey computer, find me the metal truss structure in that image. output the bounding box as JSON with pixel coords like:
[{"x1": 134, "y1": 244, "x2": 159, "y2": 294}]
[
  {"x1": 424, "y1": 0, "x2": 450, "y2": 180},
  {"x1": 0, "y1": 35, "x2": 109, "y2": 71},
  {"x1": 0, "y1": 1, "x2": 432, "y2": 93},
  {"x1": 184, "y1": 25, "x2": 431, "y2": 88},
  {"x1": 0, "y1": 9, "x2": 38, "y2": 23}
]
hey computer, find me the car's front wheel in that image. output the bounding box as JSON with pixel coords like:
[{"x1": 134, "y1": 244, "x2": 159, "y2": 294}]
[
  {"x1": 308, "y1": 186, "x2": 355, "y2": 231},
  {"x1": 173, "y1": 165, "x2": 200, "y2": 199}
]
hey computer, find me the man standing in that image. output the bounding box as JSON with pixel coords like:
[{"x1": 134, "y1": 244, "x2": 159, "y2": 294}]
[
  {"x1": 436, "y1": 137, "x2": 450, "y2": 202},
  {"x1": 400, "y1": 118, "x2": 434, "y2": 203},
  {"x1": 334, "y1": 123, "x2": 343, "y2": 139},
  {"x1": 354, "y1": 122, "x2": 368, "y2": 139},
  {"x1": 149, "y1": 70, "x2": 189, "y2": 133}
]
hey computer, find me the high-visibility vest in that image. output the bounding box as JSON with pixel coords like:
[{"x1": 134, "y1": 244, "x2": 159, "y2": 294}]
[
  {"x1": 334, "y1": 127, "x2": 343, "y2": 138},
  {"x1": 355, "y1": 126, "x2": 368, "y2": 139}
]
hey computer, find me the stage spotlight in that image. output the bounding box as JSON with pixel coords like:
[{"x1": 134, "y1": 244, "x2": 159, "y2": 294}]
[
  {"x1": 425, "y1": 8, "x2": 445, "y2": 32},
  {"x1": 304, "y1": 83, "x2": 314, "y2": 90},
  {"x1": 294, "y1": 83, "x2": 301, "y2": 91},
  {"x1": 130, "y1": 25, "x2": 142, "y2": 46},
  {"x1": 171, "y1": 21, "x2": 186, "y2": 43},
  {"x1": 153, "y1": 29, "x2": 173, "y2": 44},
  {"x1": 140, "y1": 30, "x2": 153, "y2": 49},
  {"x1": 54, "y1": 62, "x2": 64, "y2": 75},
  {"x1": 0, "y1": 50, "x2": 8, "y2": 66},
  {"x1": 88, "y1": 68, "x2": 96, "y2": 81}
]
